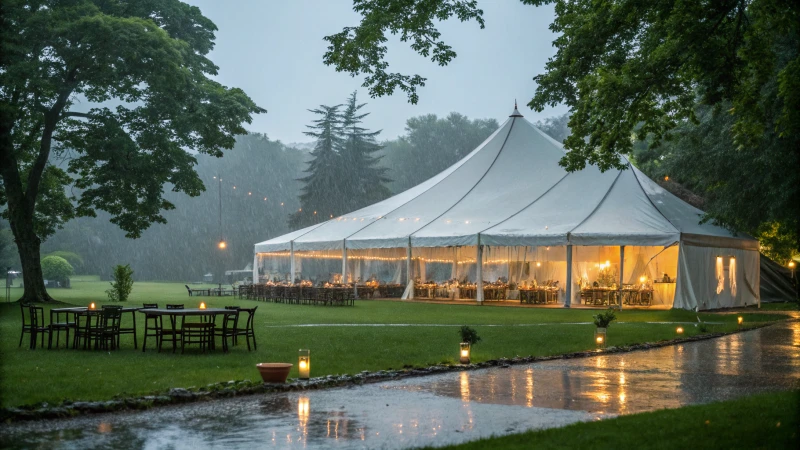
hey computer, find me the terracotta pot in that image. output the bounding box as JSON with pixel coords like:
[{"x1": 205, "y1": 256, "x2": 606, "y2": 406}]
[{"x1": 256, "y1": 363, "x2": 293, "y2": 383}]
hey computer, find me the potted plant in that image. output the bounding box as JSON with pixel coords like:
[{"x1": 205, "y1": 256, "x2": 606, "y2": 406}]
[
  {"x1": 458, "y1": 326, "x2": 481, "y2": 364},
  {"x1": 592, "y1": 308, "x2": 617, "y2": 348}
]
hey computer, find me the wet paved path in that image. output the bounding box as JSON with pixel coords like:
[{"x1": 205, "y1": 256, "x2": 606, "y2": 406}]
[{"x1": 2, "y1": 321, "x2": 798, "y2": 449}]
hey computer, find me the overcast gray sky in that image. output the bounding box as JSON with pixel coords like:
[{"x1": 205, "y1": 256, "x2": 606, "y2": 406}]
[{"x1": 185, "y1": 0, "x2": 567, "y2": 144}]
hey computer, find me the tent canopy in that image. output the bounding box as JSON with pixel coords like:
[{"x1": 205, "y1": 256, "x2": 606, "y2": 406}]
[{"x1": 256, "y1": 107, "x2": 757, "y2": 253}]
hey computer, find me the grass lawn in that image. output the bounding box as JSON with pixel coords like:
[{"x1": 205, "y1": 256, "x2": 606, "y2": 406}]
[
  {"x1": 437, "y1": 390, "x2": 799, "y2": 449},
  {"x1": 0, "y1": 280, "x2": 788, "y2": 408}
]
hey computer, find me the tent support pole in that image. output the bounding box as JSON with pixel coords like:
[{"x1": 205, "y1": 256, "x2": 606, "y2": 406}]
[
  {"x1": 477, "y1": 237, "x2": 484, "y2": 304},
  {"x1": 619, "y1": 245, "x2": 625, "y2": 310},
  {"x1": 407, "y1": 238, "x2": 414, "y2": 299},
  {"x1": 565, "y1": 244, "x2": 573, "y2": 308},
  {"x1": 342, "y1": 240, "x2": 348, "y2": 285},
  {"x1": 252, "y1": 253, "x2": 259, "y2": 285},
  {"x1": 290, "y1": 242, "x2": 296, "y2": 284}
]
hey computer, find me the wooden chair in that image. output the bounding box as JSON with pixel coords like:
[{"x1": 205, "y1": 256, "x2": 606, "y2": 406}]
[{"x1": 141, "y1": 303, "x2": 162, "y2": 352}]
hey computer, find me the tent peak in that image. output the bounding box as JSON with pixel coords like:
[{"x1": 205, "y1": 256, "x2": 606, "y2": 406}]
[{"x1": 510, "y1": 100, "x2": 523, "y2": 117}]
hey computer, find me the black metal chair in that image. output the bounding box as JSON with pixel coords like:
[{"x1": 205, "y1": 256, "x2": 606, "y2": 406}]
[
  {"x1": 232, "y1": 306, "x2": 257, "y2": 351},
  {"x1": 141, "y1": 303, "x2": 162, "y2": 352},
  {"x1": 181, "y1": 316, "x2": 214, "y2": 353},
  {"x1": 48, "y1": 308, "x2": 76, "y2": 349},
  {"x1": 18, "y1": 302, "x2": 33, "y2": 347},
  {"x1": 214, "y1": 306, "x2": 240, "y2": 352},
  {"x1": 94, "y1": 306, "x2": 122, "y2": 351},
  {"x1": 162, "y1": 304, "x2": 184, "y2": 352},
  {"x1": 28, "y1": 305, "x2": 50, "y2": 349}
]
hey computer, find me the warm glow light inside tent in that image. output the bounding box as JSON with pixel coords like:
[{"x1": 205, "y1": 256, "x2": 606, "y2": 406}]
[
  {"x1": 639, "y1": 276, "x2": 646, "y2": 283},
  {"x1": 536, "y1": 262, "x2": 541, "y2": 267}
]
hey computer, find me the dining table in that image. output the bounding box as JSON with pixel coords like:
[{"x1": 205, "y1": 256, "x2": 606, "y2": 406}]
[
  {"x1": 137, "y1": 308, "x2": 239, "y2": 352},
  {"x1": 50, "y1": 306, "x2": 141, "y2": 349}
]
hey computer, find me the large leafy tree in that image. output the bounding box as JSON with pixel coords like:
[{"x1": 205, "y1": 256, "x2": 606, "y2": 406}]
[
  {"x1": 0, "y1": 1, "x2": 264, "y2": 302},
  {"x1": 324, "y1": 0, "x2": 800, "y2": 254}
]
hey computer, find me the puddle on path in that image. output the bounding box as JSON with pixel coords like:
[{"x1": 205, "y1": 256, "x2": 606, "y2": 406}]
[{"x1": 2, "y1": 321, "x2": 798, "y2": 449}]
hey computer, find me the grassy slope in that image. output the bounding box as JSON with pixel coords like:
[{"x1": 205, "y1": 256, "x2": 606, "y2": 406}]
[
  {"x1": 0, "y1": 281, "x2": 786, "y2": 408},
  {"x1": 437, "y1": 390, "x2": 799, "y2": 450}
]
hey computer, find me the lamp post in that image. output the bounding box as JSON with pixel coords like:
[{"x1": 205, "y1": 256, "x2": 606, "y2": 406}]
[{"x1": 215, "y1": 175, "x2": 226, "y2": 293}]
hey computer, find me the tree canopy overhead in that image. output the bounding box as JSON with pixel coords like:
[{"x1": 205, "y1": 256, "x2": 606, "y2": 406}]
[{"x1": 0, "y1": 0, "x2": 264, "y2": 301}]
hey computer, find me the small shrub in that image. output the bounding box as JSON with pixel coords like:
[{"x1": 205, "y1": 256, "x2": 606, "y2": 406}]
[
  {"x1": 459, "y1": 326, "x2": 482, "y2": 345},
  {"x1": 593, "y1": 308, "x2": 617, "y2": 328},
  {"x1": 41, "y1": 255, "x2": 74, "y2": 286},
  {"x1": 44, "y1": 251, "x2": 84, "y2": 273},
  {"x1": 106, "y1": 264, "x2": 134, "y2": 302}
]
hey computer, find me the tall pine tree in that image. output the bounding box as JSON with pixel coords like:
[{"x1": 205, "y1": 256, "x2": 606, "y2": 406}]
[
  {"x1": 290, "y1": 93, "x2": 391, "y2": 229},
  {"x1": 289, "y1": 105, "x2": 345, "y2": 228},
  {"x1": 340, "y1": 92, "x2": 391, "y2": 212}
]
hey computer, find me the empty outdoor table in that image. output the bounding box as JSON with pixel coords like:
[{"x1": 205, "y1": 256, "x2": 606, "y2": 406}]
[
  {"x1": 137, "y1": 308, "x2": 238, "y2": 352},
  {"x1": 50, "y1": 306, "x2": 141, "y2": 349}
]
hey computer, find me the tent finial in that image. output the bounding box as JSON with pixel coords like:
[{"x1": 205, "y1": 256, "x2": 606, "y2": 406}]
[{"x1": 510, "y1": 99, "x2": 523, "y2": 117}]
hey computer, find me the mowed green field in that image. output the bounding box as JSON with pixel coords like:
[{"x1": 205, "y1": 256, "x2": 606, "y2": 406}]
[{"x1": 0, "y1": 280, "x2": 786, "y2": 408}]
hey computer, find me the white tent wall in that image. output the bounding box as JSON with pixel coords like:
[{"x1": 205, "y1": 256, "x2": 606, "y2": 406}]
[
  {"x1": 346, "y1": 248, "x2": 407, "y2": 284},
  {"x1": 255, "y1": 251, "x2": 291, "y2": 283},
  {"x1": 292, "y1": 249, "x2": 343, "y2": 283},
  {"x1": 674, "y1": 243, "x2": 760, "y2": 310},
  {"x1": 412, "y1": 246, "x2": 478, "y2": 283}
]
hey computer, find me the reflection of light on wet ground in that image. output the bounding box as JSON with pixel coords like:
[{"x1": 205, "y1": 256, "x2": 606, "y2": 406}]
[{"x1": 2, "y1": 322, "x2": 799, "y2": 450}]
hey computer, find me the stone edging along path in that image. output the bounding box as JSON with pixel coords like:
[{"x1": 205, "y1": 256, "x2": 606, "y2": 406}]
[{"x1": 0, "y1": 322, "x2": 779, "y2": 423}]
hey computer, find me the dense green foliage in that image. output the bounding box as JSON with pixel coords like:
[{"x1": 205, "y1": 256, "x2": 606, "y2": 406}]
[
  {"x1": 593, "y1": 308, "x2": 617, "y2": 328},
  {"x1": 105, "y1": 264, "x2": 134, "y2": 302},
  {"x1": 0, "y1": 0, "x2": 264, "y2": 301},
  {"x1": 439, "y1": 391, "x2": 799, "y2": 450},
  {"x1": 458, "y1": 325, "x2": 481, "y2": 345},
  {"x1": 0, "y1": 280, "x2": 778, "y2": 408},
  {"x1": 291, "y1": 92, "x2": 391, "y2": 228},
  {"x1": 36, "y1": 133, "x2": 305, "y2": 281},
  {"x1": 42, "y1": 251, "x2": 84, "y2": 273},
  {"x1": 325, "y1": 0, "x2": 800, "y2": 256},
  {"x1": 380, "y1": 113, "x2": 499, "y2": 192},
  {"x1": 39, "y1": 255, "x2": 73, "y2": 285}
]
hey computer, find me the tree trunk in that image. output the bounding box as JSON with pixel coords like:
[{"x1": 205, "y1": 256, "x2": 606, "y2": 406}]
[
  {"x1": 0, "y1": 103, "x2": 54, "y2": 303},
  {"x1": 11, "y1": 221, "x2": 53, "y2": 303}
]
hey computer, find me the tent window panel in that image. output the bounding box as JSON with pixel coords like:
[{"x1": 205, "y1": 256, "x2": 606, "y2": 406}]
[
  {"x1": 256, "y1": 252, "x2": 291, "y2": 283},
  {"x1": 347, "y1": 248, "x2": 406, "y2": 284}
]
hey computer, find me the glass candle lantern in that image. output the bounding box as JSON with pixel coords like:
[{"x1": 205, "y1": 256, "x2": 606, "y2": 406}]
[
  {"x1": 298, "y1": 349, "x2": 310, "y2": 380},
  {"x1": 460, "y1": 343, "x2": 471, "y2": 364},
  {"x1": 199, "y1": 302, "x2": 207, "y2": 310},
  {"x1": 89, "y1": 302, "x2": 96, "y2": 310},
  {"x1": 737, "y1": 316, "x2": 743, "y2": 326},
  {"x1": 594, "y1": 328, "x2": 607, "y2": 348},
  {"x1": 676, "y1": 326, "x2": 684, "y2": 334}
]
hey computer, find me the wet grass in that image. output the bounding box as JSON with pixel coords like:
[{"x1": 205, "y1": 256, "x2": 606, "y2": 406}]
[
  {"x1": 0, "y1": 281, "x2": 787, "y2": 408},
  {"x1": 439, "y1": 390, "x2": 799, "y2": 449}
]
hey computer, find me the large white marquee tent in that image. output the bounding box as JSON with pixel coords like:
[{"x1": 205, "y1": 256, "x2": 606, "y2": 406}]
[{"x1": 254, "y1": 107, "x2": 759, "y2": 310}]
